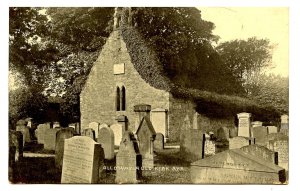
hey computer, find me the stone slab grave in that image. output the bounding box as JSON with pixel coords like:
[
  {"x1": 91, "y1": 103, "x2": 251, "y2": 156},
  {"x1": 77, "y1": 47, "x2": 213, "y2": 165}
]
[
  {"x1": 190, "y1": 149, "x2": 286, "y2": 184},
  {"x1": 9, "y1": 130, "x2": 23, "y2": 162},
  {"x1": 251, "y1": 126, "x2": 268, "y2": 146},
  {"x1": 110, "y1": 123, "x2": 123, "y2": 146},
  {"x1": 269, "y1": 135, "x2": 289, "y2": 171},
  {"x1": 267, "y1": 126, "x2": 278, "y2": 134},
  {"x1": 136, "y1": 116, "x2": 156, "y2": 168},
  {"x1": 89, "y1": 122, "x2": 100, "y2": 139},
  {"x1": 61, "y1": 136, "x2": 104, "y2": 184},
  {"x1": 216, "y1": 127, "x2": 229, "y2": 141},
  {"x1": 240, "y1": 144, "x2": 278, "y2": 165},
  {"x1": 229, "y1": 136, "x2": 252, "y2": 150},
  {"x1": 98, "y1": 126, "x2": 115, "y2": 160},
  {"x1": 115, "y1": 131, "x2": 142, "y2": 184},
  {"x1": 154, "y1": 132, "x2": 164, "y2": 151},
  {"x1": 55, "y1": 127, "x2": 75, "y2": 169},
  {"x1": 44, "y1": 128, "x2": 60, "y2": 150},
  {"x1": 82, "y1": 128, "x2": 95, "y2": 141},
  {"x1": 35, "y1": 123, "x2": 51, "y2": 144},
  {"x1": 180, "y1": 128, "x2": 205, "y2": 161},
  {"x1": 237, "y1": 112, "x2": 251, "y2": 138}
]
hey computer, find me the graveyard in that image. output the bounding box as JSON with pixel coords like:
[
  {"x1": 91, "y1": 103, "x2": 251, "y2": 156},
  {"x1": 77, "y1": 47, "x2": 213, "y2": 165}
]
[{"x1": 9, "y1": 113, "x2": 289, "y2": 184}]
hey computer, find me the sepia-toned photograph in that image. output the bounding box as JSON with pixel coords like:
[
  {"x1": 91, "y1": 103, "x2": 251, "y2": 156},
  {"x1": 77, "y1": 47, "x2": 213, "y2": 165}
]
[{"x1": 8, "y1": 6, "x2": 289, "y2": 185}]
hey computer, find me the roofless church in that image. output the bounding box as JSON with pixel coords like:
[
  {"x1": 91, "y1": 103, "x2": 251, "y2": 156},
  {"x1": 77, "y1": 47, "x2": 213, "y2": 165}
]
[{"x1": 80, "y1": 8, "x2": 235, "y2": 142}]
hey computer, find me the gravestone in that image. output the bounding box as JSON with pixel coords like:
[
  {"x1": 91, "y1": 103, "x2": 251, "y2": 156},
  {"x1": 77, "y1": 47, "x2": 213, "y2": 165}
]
[
  {"x1": 267, "y1": 126, "x2": 278, "y2": 134},
  {"x1": 180, "y1": 129, "x2": 204, "y2": 161},
  {"x1": 154, "y1": 133, "x2": 164, "y2": 151},
  {"x1": 192, "y1": 112, "x2": 199, "y2": 129},
  {"x1": 280, "y1": 115, "x2": 288, "y2": 135},
  {"x1": 61, "y1": 136, "x2": 104, "y2": 183},
  {"x1": 83, "y1": 128, "x2": 95, "y2": 141},
  {"x1": 110, "y1": 123, "x2": 123, "y2": 146},
  {"x1": 53, "y1": 121, "x2": 60, "y2": 128},
  {"x1": 55, "y1": 128, "x2": 75, "y2": 169},
  {"x1": 89, "y1": 122, "x2": 100, "y2": 139},
  {"x1": 240, "y1": 144, "x2": 278, "y2": 165},
  {"x1": 269, "y1": 136, "x2": 288, "y2": 171},
  {"x1": 115, "y1": 131, "x2": 142, "y2": 184},
  {"x1": 204, "y1": 139, "x2": 216, "y2": 157},
  {"x1": 16, "y1": 125, "x2": 31, "y2": 145},
  {"x1": 216, "y1": 127, "x2": 229, "y2": 141},
  {"x1": 35, "y1": 123, "x2": 51, "y2": 144},
  {"x1": 75, "y1": 122, "x2": 81, "y2": 135},
  {"x1": 191, "y1": 149, "x2": 286, "y2": 184},
  {"x1": 182, "y1": 115, "x2": 191, "y2": 130},
  {"x1": 98, "y1": 126, "x2": 115, "y2": 160},
  {"x1": 229, "y1": 127, "x2": 238, "y2": 138},
  {"x1": 151, "y1": 108, "x2": 167, "y2": 138},
  {"x1": 136, "y1": 116, "x2": 156, "y2": 168},
  {"x1": 16, "y1": 119, "x2": 26, "y2": 126},
  {"x1": 44, "y1": 128, "x2": 60, "y2": 150},
  {"x1": 237, "y1": 112, "x2": 251, "y2": 138},
  {"x1": 252, "y1": 121, "x2": 263, "y2": 128},
  {"x1": 9, "y1": 130, "x2": 23, "y2": 162},
  {"x1": 229, "y1": 136, "x2": 251, "y2": 149},
  {"x1": 252, "y1": 126, "x2": 268, "y2": 146}
]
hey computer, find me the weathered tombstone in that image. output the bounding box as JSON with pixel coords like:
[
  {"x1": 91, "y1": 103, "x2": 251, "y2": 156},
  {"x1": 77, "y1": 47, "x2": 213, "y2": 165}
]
[
  {"x1": 35, "y1": 123, "x2": 51, "y2": 144},
  {"x1": 180, "y1": 129, "x2": 204, "y2": 161},
  {"x1": 16, "y1": 125, "x2": 31, "y2": 144},
  {"x1": 229, "y1": 127, "x2": 238, "y2": 138},
  {"x1": 154, "y1": 133, "x2": 164, "y2": 151},
  {"x1": 192, "y1": 112, "x2": 199, "y2": 129},
  {"x1": 110, "y1": 123, "x2": 123, "y2": 146},
  {"x1": 98, "y1": 126, "x2": 115, "y2": 160},
  {"x1": 136, "y1": 116, "x2": 156, "y2": 168},
  {"x1": 252, "y1": 126, "x2": 268, "y2": 146},
  {"x1": 115, "y1": 131, "x2": 142, "y2": 184},
  {"x1": 182, "y1": 115, "x2": 191, "y2": 130},
  {"x1": 61, "y1": 136, "x2": 104, "y2": 183},
  {"x1": 252, "y1": 121, "x2": 263, "y2": 128},
  {"x1": 204, "y1": 139, "x2": 216, "y2": 157},
  {"x1": 190, "y1": 149, "x2": 286, "y2": 184},
  {"x1": 269, "y1": 136, "x2": 289, "y2": 171},
  {"x1": 229, "y1": 136, "x2": 251, "y2": 149},
  {"x1": 237, "y1": 112, "x2": 251, "y2": 138},
  {"x1": 44, "y1": 128, "x2": 60, "y2": 150},
  {"x1": 216, "y1": 127, "x2": 229, "y2": 141},
  {"x1": 89, "y1": 122, "x2": 100, "y2": 139},
  {"x1": 151, "y1": 108, "x2": 167, "y2": 138},
  {"x1": 82, "y1": 128, "x2": 96, "y2": 141},
  {"x1": 9, "y1": 130, "x2": 23, "y2": 162},
  {"x1": 267, "y1": 126, "x2": 278, "y2": 134},
  {"x1": 55, "y1": 128, "x2": 75, "y2": 169},
  {"x1": 53, "y1": 121, "x2": 60, "y2": 128},
  {"x1": 240, "y1": 144, "x2": 278, "y2": 165}
]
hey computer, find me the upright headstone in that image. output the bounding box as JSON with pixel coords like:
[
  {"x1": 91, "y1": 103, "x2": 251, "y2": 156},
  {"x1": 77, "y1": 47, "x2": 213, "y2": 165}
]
[
  {"x1": 44, "y1": 128, "x2": 60, "y2": 150},
  {"x1": 16, "y1": 125, "x2": 31, "y2": 144},
  {"x1": 25, "y1": 117, "x2": 33, "y2": 128},
  {"x1": 89, "y1": 122, "x2": 100, "y2": 139},
  {"x1": 98, "y1": 126, "x2": 115, "y2": 160},
  {"x1": 180, "y1": 129, "x2": 204, "y2": 161},
  {"x1": 150, "y1": 108, "x2": 167, "y2": 139},
  {"x1": 269, "y1": 136, "x2": 289, "y2": 171},
  {"x1": 9, "y1": 130, "x2": 23, "y2": 162},
  {"x1": 182, "y1": 115, "x2": 191, "y2": 130},
  {"x1": 136, "y1": 116, "x2": 156, "y2": 168},
  {"x1": 229, "y1": 136, "x2": 251, "y2": 150},
  {"x1": 267, "y1": 126, "x2": 278, "y2": 134},
  {"x1": 192, "y1": 112, "x2": 199, "y2": 129},
  {"x1": 35, "y1": 123, "x2": 51, "y2": 144},
  {"x1": 154, "y1": 133, "x2": 164, "y2": 151},
  {"x1": 240, "y1": 144, "x2": 278, "y2": 165},
  {"x1": 229, "y1": 127, "x2": 238, "y2": 138},
  {"x1": 55, "y1": 128, "x2": 75, "y2": 169},
  {"x1": 110, "y1": 123, "x2": 123, "y2": 146},
  {"x1": 53, "y1": 121, "x2": 60, "y2": 128},
  {"x1": 61, "y1": 136, "x2": 104, "y2": 183},
  {"x1": 83, "y1": 128, "x2": 95, "y2": 141},
  {"x1": 237, "y1": 112, "x2": 251, "y2": 138},
  {"x1": 252, "y1": 126, "x2": 268, "y2": 146},
  {"x1": 190, "y1": 149, "x2": 286, "y2": 184},
  {"x1": 280, "y1": 115, "x2": 288, "y2": 135},
  {"x1": 204, "y1": 139, "x2": 216, "y2": 157},
  {"x1": 216, "y1": 127, "x2": 229, "y2": 141},
  {"x1": 75, "y1": 122, "x2": 81, "y2": 135},
  {"x1": 115, "y1": 131, "x2": 142, "y2": 184},
  {"x1": 252, "y1": 121, "x2": 263, "y2": 128}
]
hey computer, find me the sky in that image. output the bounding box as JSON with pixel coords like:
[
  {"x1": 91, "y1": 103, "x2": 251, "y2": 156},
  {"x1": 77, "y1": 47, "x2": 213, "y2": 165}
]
[{"x1": 199, "y1": 7, "x2": 289, "y2": 77}]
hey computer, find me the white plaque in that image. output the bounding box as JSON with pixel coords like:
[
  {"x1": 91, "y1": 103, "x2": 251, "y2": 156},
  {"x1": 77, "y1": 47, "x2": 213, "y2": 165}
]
[{"x1": 114, "y1": 63, "x2": 125, "y2": 74}]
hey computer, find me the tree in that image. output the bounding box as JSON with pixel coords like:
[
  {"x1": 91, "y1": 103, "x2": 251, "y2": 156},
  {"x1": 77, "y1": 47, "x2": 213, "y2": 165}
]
[{"x1": 216, "y1": 37, "x2": 274, "y2": 94}]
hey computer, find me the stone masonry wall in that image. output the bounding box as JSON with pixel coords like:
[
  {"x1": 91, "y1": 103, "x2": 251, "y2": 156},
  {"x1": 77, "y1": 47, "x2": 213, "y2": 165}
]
[{"x1": 80, "y1": 30, "x2": 170, "y2": 132}]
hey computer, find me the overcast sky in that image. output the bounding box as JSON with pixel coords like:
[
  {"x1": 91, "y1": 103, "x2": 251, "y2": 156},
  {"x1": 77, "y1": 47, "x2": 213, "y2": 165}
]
[{"x1": 199, "y1": 7, "x2": 289, "y2": 77}]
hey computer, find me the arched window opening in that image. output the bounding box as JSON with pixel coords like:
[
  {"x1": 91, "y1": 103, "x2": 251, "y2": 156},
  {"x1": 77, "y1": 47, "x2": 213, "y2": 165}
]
[
  {"x1": 116, "y1": 87, "x2": 120, "y2": 111},
  {"x1": 121, "y1": 86, "x2": 126, "y2": 111}
]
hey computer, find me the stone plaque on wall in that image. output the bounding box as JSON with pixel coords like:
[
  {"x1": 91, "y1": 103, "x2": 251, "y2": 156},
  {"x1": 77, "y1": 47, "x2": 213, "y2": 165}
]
[{"x1": 113, "y1": 63, "x2": 125, "y2": 74}]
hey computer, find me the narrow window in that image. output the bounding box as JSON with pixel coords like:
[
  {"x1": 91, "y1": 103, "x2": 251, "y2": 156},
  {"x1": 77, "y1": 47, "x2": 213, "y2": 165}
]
[
  {"x1": 116, "y1": 87, "x2": 120, "y2": 111},
  {"x1": 121, "y1": 86, "x2": 126, "y2": 111}
]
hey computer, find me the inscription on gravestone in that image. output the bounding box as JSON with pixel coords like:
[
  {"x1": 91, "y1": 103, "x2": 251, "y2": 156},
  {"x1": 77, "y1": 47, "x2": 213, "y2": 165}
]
[
  {"x1": 237, "y1": 113, "x2": 251, "y2": 138},
  {"x1": 98, "y1": 126, "x2": 115, "y2": 160}
]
